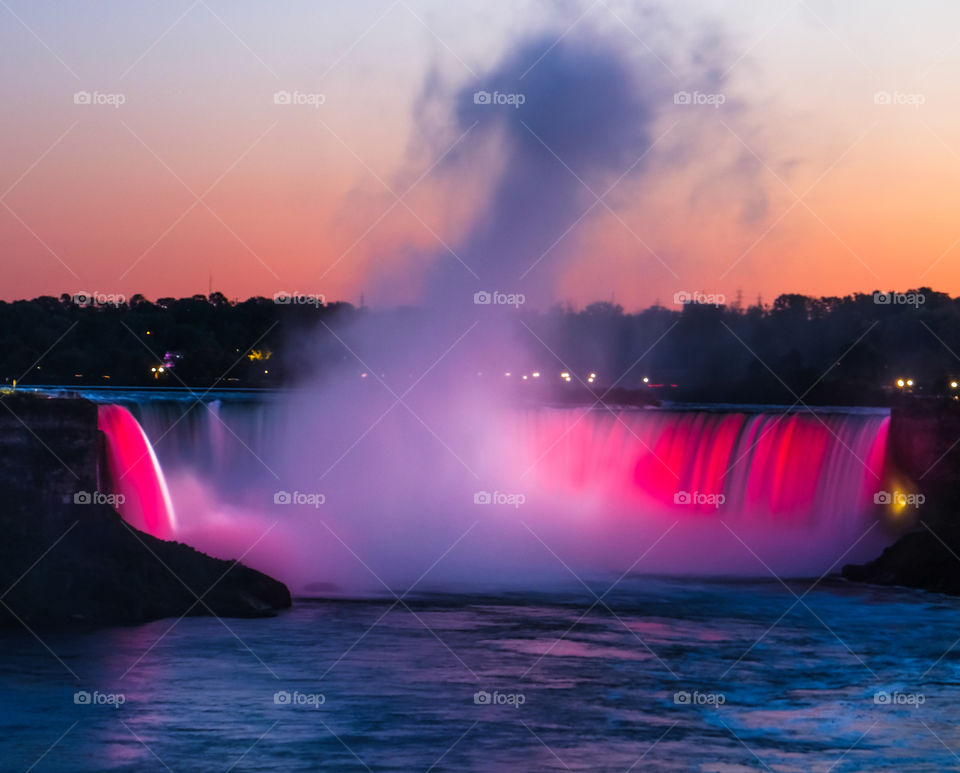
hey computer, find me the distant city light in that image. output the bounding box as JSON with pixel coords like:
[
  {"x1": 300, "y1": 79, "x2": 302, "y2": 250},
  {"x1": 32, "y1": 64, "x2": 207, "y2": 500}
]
[
  {"x1": 896, "y1": 379, "x2": 905, "y2": 388},
  {"x1": 360, "y1": 372, "x2": 368, "y2": 379},
  {"x1": 504, "y1": 372, "x2": 511, "y2": 377},
  {"x1": 907, "y1": 379, "x2": 914, "y2": 387},
  {"x1": 951, "y1": 381, "x2": 958, "y2": 389},
  {"x1": 532, "y1": 372, "x2": 541, "y2": 378},
  {"x1": 522, "y1": 375, "x2": 528, "y2": 380}
]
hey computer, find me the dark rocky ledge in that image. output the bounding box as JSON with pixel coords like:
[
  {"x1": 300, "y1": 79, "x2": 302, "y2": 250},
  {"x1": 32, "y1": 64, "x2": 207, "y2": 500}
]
[
  {"x1": 0, "y1": 392, "x2": 290, "y2": 627},
  {"x1": 842, "y1": 528, "x2": 960, "y2": 596}
]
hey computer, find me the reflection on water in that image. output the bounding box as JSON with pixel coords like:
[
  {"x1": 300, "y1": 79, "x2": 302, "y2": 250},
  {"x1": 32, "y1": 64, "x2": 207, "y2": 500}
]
[{"x1": 1, "y1": 577, "x2": 959, "y2": 771}]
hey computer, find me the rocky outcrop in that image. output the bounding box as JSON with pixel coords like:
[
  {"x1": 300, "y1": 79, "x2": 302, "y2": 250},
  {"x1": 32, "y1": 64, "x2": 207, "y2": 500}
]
[
  {"x1": 842, "y1": 527, "x2": 960, "y2": 595},
  {"x1": 0, "y1": 392, "x2": 290, "y2": 627}
]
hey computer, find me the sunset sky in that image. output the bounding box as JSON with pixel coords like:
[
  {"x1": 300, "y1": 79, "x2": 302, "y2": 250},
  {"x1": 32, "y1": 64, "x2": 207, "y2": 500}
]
[{"x1": 2, "y1": 0, "x2": 960, "y2": 310}]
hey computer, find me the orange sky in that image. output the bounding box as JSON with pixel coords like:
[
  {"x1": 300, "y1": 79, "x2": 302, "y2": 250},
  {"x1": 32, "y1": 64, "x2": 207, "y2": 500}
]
[{"x1": 2, "y1": 1, "x2": 960, "y2": 310}]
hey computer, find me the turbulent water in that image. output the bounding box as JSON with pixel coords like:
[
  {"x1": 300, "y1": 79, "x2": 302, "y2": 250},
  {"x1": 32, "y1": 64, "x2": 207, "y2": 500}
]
[{"x1": 3, "y1": 577, "x2": 960, "y2": 772}]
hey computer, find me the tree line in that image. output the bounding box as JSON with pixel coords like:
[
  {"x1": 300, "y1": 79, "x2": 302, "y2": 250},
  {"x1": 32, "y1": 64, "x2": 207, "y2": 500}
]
[{"x1": 0, "y1": 289, "x2": 954, "y2": 405}]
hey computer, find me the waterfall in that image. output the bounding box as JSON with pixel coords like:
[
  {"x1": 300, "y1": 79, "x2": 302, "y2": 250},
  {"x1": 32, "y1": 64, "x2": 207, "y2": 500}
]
[
  {"x1": 97, "y1": 404, "x2": 177, "y2": 539},
  {"x1": 94, "y1": 394, "x2": 896, "y2": 587},
  {"x1": 518, "y1": 408, "x2": 890, "y2": 522}
]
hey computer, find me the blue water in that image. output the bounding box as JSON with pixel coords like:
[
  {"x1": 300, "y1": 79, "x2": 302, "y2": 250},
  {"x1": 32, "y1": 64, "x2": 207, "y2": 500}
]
[{"x1": 2, "y1": 577, "x2": 959, "y2": 771}]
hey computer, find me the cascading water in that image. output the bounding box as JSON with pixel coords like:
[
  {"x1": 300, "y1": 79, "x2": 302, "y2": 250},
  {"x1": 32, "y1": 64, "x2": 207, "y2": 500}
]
[
  {"x1": 519, "y1": 409, "x2": 890, "y2": 521},
  {"x1": 94, "y1": 394, "x2": 897, "y2": 592},
  {"x1": 97, "y1": 404, "x2": 177, "y2": 539}
]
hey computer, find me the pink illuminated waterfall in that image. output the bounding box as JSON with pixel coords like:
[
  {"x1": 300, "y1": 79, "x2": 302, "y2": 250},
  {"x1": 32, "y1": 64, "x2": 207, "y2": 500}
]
[
  {"x1": 517, "y1": 409, "x2": 890, "y2": 521},
  {"x1": 93, "y1": 397, "x2": 895, "y2": 584},
  {"x1": 97, "y1": 404, "x2": 177, "y2": 539}
]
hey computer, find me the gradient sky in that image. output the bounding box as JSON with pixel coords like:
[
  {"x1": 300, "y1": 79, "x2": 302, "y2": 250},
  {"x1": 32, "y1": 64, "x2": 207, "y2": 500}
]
[{"x1": 2, "y1": 0, "x2": 960, "y2": 309}]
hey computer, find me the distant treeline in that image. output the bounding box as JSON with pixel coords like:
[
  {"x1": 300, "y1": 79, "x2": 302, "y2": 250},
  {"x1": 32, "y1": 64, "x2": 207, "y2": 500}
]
[{"x1": 0, "y1": 289, "x2": 955, "y2": 405}]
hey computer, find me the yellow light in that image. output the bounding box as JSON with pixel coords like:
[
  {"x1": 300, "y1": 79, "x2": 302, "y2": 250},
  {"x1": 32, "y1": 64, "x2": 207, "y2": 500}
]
[
  {"x1": 158, "y1": 367, "x2": 164, "y2": 372},
  {"x1": 264, "y1": 370, "x2": 269, "y2": 374},
  {"x1": 589, "y1": 372, "x2": 597, "y2": 379},
  {"x1": 532, "y1": 372, "x2": 540, "y2": 378},
  {"x1": 907, "y1": 379, "x2": 914, "y2": 387},
  {"x1": 896, "y1": 379, "x2": 904, "y2": 388},
  {"x1": 951, "y1": 381, "x2": 958, "y2": 389},
  {"x1": 642, "y1": 377, "x2": 649, "y2": 384},
  {"x1": 145, "y1": 331, "x2": 151, "y2": 335},
  {"x1": 151, "y1": 367, "x2": 157, "y2": 372},
  {"x1": 560, "y1": 372, "x2": 570, "y2": 379}
]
